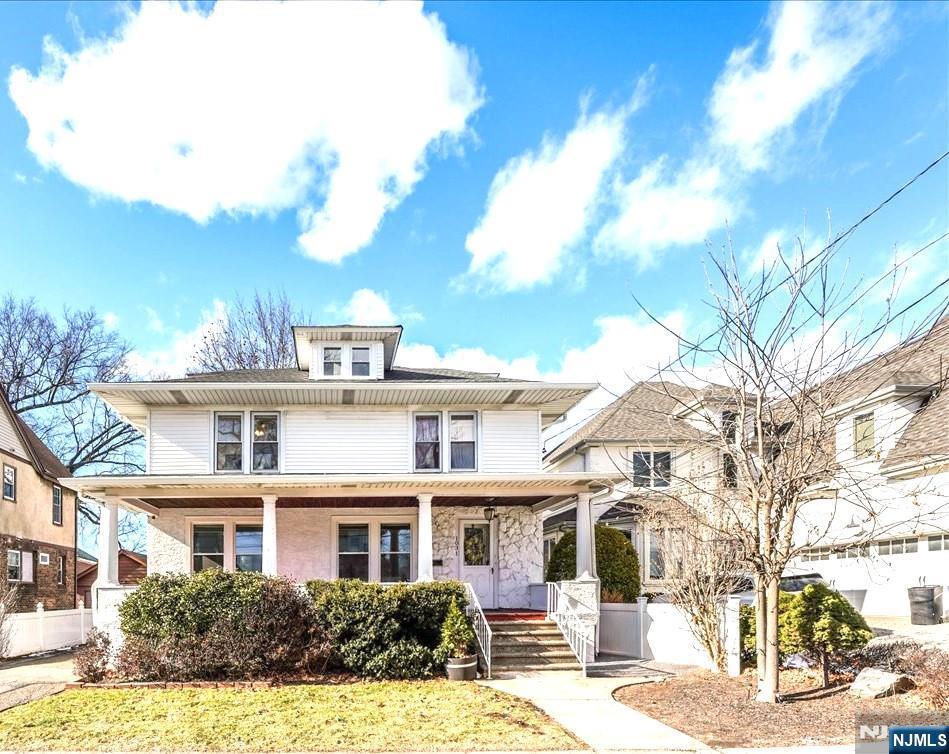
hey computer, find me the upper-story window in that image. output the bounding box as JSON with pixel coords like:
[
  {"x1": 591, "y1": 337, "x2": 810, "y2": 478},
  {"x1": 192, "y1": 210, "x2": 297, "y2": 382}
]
[
  {"x1": 414, "y1": 414, "x2": 441, "y2": 471},
  {"x1": 449, "y1": 413, "x2": 477, "y2": 471},
  {"x1": 853, "y1": 412, "x2": 875, "y2": 459},
  {"x1": 721, "y1": 410, "x2": 737, "y2": 442},
  {"x1": 323, "y1": 347, "x2": 342, "y2": 377},
  {"x1": 632, "y1": 451, "x2": 671, "y2": 488},
  {"x1": 352, "y1": 347, "x2": 371, "y2": 377},
  {"x1": 2, "y1": 465, "x2": 14, "y2": 501},
  {"x1": 215, "y1": 413, "x2": 243, "y2": 472},
  {"x1": 52, "y1": 486, "x2": 63, "y2": 525},
  {"x1": 251, "y1": 413, "x2": 279, "y2": 472}
]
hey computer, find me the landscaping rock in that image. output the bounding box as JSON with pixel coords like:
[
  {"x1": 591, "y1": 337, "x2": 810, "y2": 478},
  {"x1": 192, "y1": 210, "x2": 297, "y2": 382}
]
[{"x1": 849, "y1": 668, "x2": 915, "y2": 698}]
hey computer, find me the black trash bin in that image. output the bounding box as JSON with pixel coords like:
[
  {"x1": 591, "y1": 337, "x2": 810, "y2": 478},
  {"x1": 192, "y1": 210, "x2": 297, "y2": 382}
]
[{"x1": 907, "y1": 586, "x2": 940, "y2": 625}]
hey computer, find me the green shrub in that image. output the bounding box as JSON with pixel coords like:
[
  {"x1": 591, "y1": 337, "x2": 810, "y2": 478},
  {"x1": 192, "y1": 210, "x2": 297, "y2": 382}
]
[
  {"x1": 439, "y1": 599, "x2": 476, "y2": 658},
  {"x1": 307, "y1": 579, "x2": 466, "y2": 679},
  {"x1": 739, "y1": 591, "x2": 796, "y2": 664},
  {"x1": 118, "y1": 571, "x2": 321, "y2": 681},
  {"x1": 544, "y1": 525, "x2": 640, "y2": 602},
  {"x1": 782, "y1": 582, "x2": 872, "y2": 686}
]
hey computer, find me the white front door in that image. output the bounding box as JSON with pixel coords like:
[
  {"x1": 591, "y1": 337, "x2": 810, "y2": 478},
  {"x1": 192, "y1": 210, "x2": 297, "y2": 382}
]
[{"x1": 459, "y1": 519, "x2": 496, "y2": 608}]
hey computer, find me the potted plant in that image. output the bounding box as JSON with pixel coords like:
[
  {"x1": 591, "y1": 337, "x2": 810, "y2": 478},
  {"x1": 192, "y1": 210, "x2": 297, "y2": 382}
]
[{"x1": 440, "y1": 598, "x2": 478, "y2": 681}]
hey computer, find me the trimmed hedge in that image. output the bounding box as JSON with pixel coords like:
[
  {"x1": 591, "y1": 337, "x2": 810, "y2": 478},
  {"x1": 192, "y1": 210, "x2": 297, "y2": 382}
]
[
  {"x1": 544, "y1": 525, "x2": 640, "y2": 602},
  {"x1": 306, "y1": 579, "x2": 467, "y2": 679}
]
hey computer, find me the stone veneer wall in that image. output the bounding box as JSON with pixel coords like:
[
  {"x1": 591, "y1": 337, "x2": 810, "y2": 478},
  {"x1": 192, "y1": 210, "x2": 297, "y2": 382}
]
[{"x1": 432, "y1": 505, "x2": 543, "y2": 608}]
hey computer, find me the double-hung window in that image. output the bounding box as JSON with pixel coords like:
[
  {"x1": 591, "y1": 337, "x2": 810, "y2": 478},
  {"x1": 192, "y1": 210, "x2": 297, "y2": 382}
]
[
  {"x1": 215, "y1": 414, "x2": 243, "y2": 472},
  {"x1": 632, "y1": 451, "x2": 671, "y2": 488},
  {"x1": 52, "y1": 486, "x2": 63, "y2": 525},
  {"x1": 251, "y1": 413, "x2": 279, "y2": 472},
  {"x1": 2, "y1": 465, "x2": 15, "y2": 501},
  {"x1": 323, "y1": 347, "x2": 342, "y2": 377},
  {"x1": 192, "y1": 525, "x2": 225, "y2": 572},
  {"x1": 352, "y1": 347, "x2": 371, "y2": 377},
  {"x1": 7, "y1": 550, "x2": 20, "y2": 582},
  {"x1": 414, "y1": 414, "x2": 441, "y2": 471},
  {"x1": 379, "y1": 524, "x2": 412, "y2": 582},
  {"x1": 853, "y1": 413, "x2": 875, "y2": 459},
  {"x1": 235, "y1": 525, "x2": 263, "y2": 572},
  {"x1": 337, "y1": 524, "x2": 370, "y2": 580},
  {"x1": 449, "y1": 413, "x2": 476, "y2": 470}
]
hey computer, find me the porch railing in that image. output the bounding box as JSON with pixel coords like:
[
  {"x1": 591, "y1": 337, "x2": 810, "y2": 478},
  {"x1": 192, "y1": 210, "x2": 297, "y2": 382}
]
[
  {"x1": 546, "y1": 581, "x2": 594, "y2": 676},
  {"x1": 463, "y1": 582, "x2": 493, "y2": 679}
]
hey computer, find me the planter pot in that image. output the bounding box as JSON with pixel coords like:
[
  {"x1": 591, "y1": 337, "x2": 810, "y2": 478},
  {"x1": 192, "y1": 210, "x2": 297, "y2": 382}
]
[{"x1": 445, "y1": 654, "x2": 477, "y2": 681}]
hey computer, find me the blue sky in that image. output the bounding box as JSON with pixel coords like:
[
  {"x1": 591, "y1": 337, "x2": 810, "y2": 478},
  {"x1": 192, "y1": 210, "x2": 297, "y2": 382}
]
[{"x1": 0, "y1": 1, "x2": 946, "y2": 407}]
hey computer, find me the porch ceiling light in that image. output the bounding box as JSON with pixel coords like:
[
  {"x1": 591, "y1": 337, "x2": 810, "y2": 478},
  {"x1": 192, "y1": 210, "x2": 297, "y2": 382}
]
[{"x1": 483, "y1": 505, "x2": 496, "y2": 522}]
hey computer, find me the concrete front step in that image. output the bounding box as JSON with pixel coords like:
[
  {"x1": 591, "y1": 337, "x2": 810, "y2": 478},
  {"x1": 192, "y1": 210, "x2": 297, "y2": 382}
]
[
  {"x1": 494, "y1": 647, "x2": 577, "y2": 660},
  {"x1": 489, "y1": 622, "x2": 562, "y2": 635},
  {"x1": 492, "y1": 659, "x2": 582, "y2": 672},
  {"x1": 493, "y1": 636, "x2": 570, "y2": 648}
]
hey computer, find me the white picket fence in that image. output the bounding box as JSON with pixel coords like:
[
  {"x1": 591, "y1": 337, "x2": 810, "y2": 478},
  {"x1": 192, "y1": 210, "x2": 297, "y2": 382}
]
[
  {"x1": 5, "y1": 605, "x2": 93, "y2": 658},
  {"x1": 599, "y1": 596, "x2": 742, "y2": 675}
]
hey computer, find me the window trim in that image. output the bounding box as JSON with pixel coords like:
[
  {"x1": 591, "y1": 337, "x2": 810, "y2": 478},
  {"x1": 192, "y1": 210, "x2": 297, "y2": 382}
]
[
  {"x1": 214, "y1": 412, "x2": 245, "y2": 474},
  {"x1": 7, "y1": 549, "x2": 21, "y2": 582},
  {"x1": 250, "y1": 412, "x2": 280, "y2": 474},
  {"x1": 331, "y1": 516, "x2": 417, "y2": 583},
  {"x1": 2, "y1": 464, "x2": 15, "y2": 502},
  {"x1": 52, "y1": 485, "x2": 63, "y2": 526},
  {"x1": 57, "y1": 554, "x2": 65, "y2": 585},
  {"x1": 631, "y1": 450, "x2": 672, "y2": 488},
  {"x1": 413, "y1": 412, "x2": 443, "y2": 473},
  {"x1": 447, "y1": 411, "x2": 478, "y2": 472},
  {"x1": 853, "y1": 412, "x2": 875, "y2": 460}
]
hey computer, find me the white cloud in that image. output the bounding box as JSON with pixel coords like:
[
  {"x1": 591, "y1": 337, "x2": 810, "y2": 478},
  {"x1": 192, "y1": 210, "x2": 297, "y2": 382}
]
[
  {"x1": 126, "y1": 300, "x2": 226, "y2": 379},
  {"x1": 142, "y1": 306, "x2": 164, "y2": 333},
  {"x1": 745, "y1": 228, "x2": 787, "y2": 272},
  {"x1": 102, "y1": 311, "x2": 120, "y2": 330},
  {"x1": 9, "y1": 2, "x2": 481, "y2": 264},
  {"x1": 463, "y1": 82, "x2": 650, "y2": 292},
  {"x1": 13, "y1": 172, "x2": 26, "y2": 184},
  {"x1": 709, "y1": 1, "x2": 892, "y2": 170},
  {"x1": 329, "y1": 288, "x2": 423, "y2": 326},
  {"x1": 595, "y1": 158, "x2": 737, "y2": 267}
]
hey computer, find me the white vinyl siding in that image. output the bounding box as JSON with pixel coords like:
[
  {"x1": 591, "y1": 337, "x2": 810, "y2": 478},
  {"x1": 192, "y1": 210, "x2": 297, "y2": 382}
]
[
  {"x1": 283, "y1": 410, "x2": 410, "y2": 473},
  {"x1": 480, "y1": 411, "x2": 541, "y2": 472},
  {"x1": 149, "y1": 410, "x2": 212, "y2": 474},
  {"x1": 0, "y1": 408, "x2": 27, "y2": 459}
]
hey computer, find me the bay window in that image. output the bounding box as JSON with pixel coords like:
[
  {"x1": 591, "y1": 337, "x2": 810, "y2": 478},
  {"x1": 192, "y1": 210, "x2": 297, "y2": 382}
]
[
  {"x1": 323, "y1": 347, "x2": 342, "y2": 376},
  {"x1": 414, "y1": 414, "x2": 441, "y2": 471},
  {"x1": 215, "y1": 414, "x2": 243, "y2": 472},
  {"x1": 449, "y1": 413, "x2": 476, "y2": 470},
  {"x1": 251, "y1": 413, "x2": 279, "y2": 472},
  {"x1": 632, "y1": 451, "x2": 671, "y2": 487},
  {"x1": 192, "y1": 525, "x2": 225, "y2": 572},
  {"x1": 352, "y1": 347, "x2": 371, "y2": 377}
]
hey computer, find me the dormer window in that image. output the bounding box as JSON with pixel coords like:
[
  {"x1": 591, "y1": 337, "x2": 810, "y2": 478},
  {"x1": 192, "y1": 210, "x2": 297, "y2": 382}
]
[
  {"x1": 853, "y1": 412, "x2": 874, "y2": 459},
  {"x1": 323, "y1": 347, "x2": 342, "y2": 377},
  {"x1": 352, "y1": 347, "x2": 371, "y2": 377}
]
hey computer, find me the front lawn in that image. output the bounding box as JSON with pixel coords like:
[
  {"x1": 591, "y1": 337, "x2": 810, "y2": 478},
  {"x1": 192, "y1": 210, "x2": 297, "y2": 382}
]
[{"x1": 0, "y1": 682, "x2": 584, "y2": 752}]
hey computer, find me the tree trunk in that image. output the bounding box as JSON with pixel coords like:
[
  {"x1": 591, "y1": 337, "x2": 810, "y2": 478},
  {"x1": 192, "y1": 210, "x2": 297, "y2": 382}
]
[
  {"x1": 754, "y1": 574, "x2": 766, "y2": 687},
  {"x1": 755, "y1": 576, "x2": 780, "y2": 702},
  {"x1": 821, "y1": 649, "x2": 830, "y2": 689}
]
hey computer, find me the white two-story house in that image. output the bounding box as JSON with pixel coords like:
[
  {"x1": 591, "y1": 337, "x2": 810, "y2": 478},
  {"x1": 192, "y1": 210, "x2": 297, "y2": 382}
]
[{"x1": 64, "y1": 324, "x2": 619, "y2": 621}]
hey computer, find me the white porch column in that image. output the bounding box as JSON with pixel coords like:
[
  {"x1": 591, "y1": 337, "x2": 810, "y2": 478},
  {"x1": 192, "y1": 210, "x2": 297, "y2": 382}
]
[
  {"x1": 96, "y1": 497, "x2": 120, "y2": 586},
  {"x1": 417, "y1": 494, "x2": 434, "y2": 582},
  {"x1": 261, "y1": 495, "x2": 278, "y2": 576},
  {"x1": 575, "y1": 491, "x2": 596, "y2": 579}
]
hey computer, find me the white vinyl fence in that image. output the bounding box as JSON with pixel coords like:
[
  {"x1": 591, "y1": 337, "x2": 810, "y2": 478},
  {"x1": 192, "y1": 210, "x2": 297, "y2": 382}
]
[
  {"x1": 6, "y1": 605, "x2": 93, "y2": 658},
  {"x1": 599, "y1": 596, "x2": 742, "y2": 675}
]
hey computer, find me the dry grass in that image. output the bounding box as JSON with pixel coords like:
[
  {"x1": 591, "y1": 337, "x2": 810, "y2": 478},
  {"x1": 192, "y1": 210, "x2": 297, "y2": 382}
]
[
  {"x1": 615, "y1": 668, "x2": 945, "y2": 748},
  {"x1": 0, "y1": 682, "x2": 584, "y2": 752}
]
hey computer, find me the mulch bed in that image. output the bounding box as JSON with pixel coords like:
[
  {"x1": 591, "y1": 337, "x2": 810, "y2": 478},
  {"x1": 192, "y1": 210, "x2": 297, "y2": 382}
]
[{"x1": 614, "y1": 668, "x2": 945, "y2": 748}]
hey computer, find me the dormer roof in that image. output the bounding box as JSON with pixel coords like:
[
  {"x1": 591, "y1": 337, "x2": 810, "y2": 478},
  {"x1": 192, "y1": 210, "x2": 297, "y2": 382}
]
[{"x1": 291, "y1": 325, "x2": 402, "y2": 371}]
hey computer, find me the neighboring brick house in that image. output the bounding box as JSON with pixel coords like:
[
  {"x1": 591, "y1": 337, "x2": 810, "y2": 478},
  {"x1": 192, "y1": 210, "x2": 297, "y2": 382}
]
[
  {"x1": 0, "y1": 393, "x2": 77, "y2": 611},
  {"x1": 76, "y1": 549, "x2": 146, "y2": 607}
]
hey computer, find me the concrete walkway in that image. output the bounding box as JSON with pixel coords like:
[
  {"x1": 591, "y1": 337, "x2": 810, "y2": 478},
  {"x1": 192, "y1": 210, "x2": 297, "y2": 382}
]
[
  {"x1": 481, "y1": 672, "x2": 711, "y2": 752},
  {"x1": 0, "y1": 650, "x2": 76, "y2": 711}
]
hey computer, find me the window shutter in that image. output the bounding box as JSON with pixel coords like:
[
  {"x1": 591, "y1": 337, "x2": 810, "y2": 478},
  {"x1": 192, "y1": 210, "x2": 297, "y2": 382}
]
[{"x1": 21, "y1": 552, "x2": 34, "y2": 583}]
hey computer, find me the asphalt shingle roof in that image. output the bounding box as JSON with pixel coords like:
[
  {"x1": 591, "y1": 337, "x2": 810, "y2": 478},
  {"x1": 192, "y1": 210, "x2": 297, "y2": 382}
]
[
  {"x1": 165, "y1": 366, "x2": 524, "y2": 384},
  {"x1": 0, "y1": 392, "x2": 71, "y2": 480}
]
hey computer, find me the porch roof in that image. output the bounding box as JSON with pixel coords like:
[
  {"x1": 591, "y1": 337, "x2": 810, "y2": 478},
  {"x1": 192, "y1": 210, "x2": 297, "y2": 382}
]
[{"x1": 60, "y1": 471, "x2": 624, "y2": 514}]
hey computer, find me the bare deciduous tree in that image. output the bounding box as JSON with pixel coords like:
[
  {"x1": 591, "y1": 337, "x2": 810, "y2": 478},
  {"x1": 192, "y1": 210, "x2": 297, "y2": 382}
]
[{"x1": 193, "y1": 291, "x2": 307, "y2": 371}]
